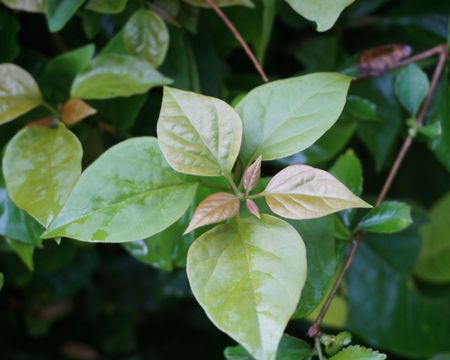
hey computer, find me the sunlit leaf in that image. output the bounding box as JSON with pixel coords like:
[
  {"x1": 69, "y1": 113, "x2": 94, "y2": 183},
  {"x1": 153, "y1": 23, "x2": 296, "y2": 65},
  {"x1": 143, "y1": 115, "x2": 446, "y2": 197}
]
[
  {"x1": 71, "y1": 53, "x2": 172, "y2": 99},
  {"x1": 243, "y1": 155, "x2": 262, "y2": 193},
  {"x1": 42, "y1": 137, "x2": 198, "y2": 243},
  {"x1": 185, "y1": 192, "x2": 239, "y2": 234},
  {"x1": 187, "y1": 215, "x2": 306, "y2": 360},
  {"x1": 61, "y1": 99, "x2": 97, "y2": 125},
  {"x1": 45, "y1": 0, "x2": 86, "y2": 33},
  {"x1": 3, "y1": 124, "x2": 82, "y2": 227},
  {"x1": 157, "y1": 87, "x2": 242, "y2": 176},
  {"x1": 357, "y1": 201, "x2": 412, "y2": 234},
  {"x1": 0, "y1": 64, "x2": 42, "y2": 125},
  {"x1": 264, "y1": 165, "x2": 371, "y2": 220},
  {"x1": 123, "y1": 9, "x2": 169, "y2": 68},
  {"x1": 85, "y1": 0, "x2": 128, "y2": 14},
  {"x1": 236, "y1": 73, "x2": 352, "y2": 165},
  {"x1": 285, "y1": 0, "x2": 356, "y2": 32},
  {"x1": 329, "y1": 345, "x2": 387, "y2": 360},
  {"x1": 1, "y1": 0, "x2": 44, "y2": 13}
]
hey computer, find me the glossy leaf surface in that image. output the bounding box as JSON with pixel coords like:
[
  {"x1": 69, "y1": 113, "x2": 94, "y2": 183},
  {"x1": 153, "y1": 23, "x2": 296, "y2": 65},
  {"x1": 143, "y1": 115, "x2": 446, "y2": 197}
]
[
  {"x1": 357, "y1": 201, "x2": 412, "y2": 234},
  {"x1": 42, "y1": 137, "x2": 198, "y2": 242},
  {"x1": 236, "y1": 73, "x2": 351, "y2": 165},
  {"x1": 157, "y1": 87, "x2": 242, "y2": 176},
  {"x1": 187, "y1": 215, "x2": 306, "y2": 360},
  {"x1": 45, "y1": 0, "x2": 86, "y2": 32},
  {"x1": 3, "y1": 124, "x2": 82, "y2": 227},
  {"x1": 71, "y1": 54, "x2": 172, "y2": 99}
]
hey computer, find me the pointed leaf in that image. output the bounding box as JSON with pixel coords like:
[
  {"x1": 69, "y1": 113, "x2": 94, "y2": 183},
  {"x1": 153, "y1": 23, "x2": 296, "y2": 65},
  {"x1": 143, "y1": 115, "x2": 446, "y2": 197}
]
[
  {"x1": 1, "y1": 0, "x2": 44, "y2": 13},
  {"x1": 42, "y1": 137, "x2": 198, "y2": 243},
  {"x1": 330, "y1": 149, "x2": 363, "y2": 196},
  {"x1": 61, "y1": 99, "x2": 97, "y2": 125},
  {"x1": 85, "y1": 0, "x2": 128, "y2": 14},
  {"x1": 246, "y1": 199, "x2": 260, "y2": 219},
  {"x1": 6, "y1": 238, "x2": 35, "y2": 271},
  {"x1": 157, "y1": 87, "x2": 242, "y2": 176},
  {"x1": 3, "y1": 124, "x2": 82, "y2": 227},
  {"x1": 71, "y1": 54, "x2": 172, "y2": 99},
  {"x1": 45, "y1": 0, "x2": 86, "y2": 33},
  {"x1": 330, "y1": 345, "x2": 386, "y2": 360},
  {"x1": 123, "y1": 9, "x2": 169, "y2": 68},
  {"x1": 394, "y1": 63, "x2": 429, "y2": 116},
  {"x1": 187, "y1": 215, "x2": 307, "y2": 360},
  {"x1": 0, "y1": 64, "x2": 43, "y2": 125},
  {"x1": 185, "y1": 192, "x2": 239, "y2": 234},
  {"x1": 357, "y1": 201, "x2": 412, "y2": 234},
  {"x1": 285, "y1": 0, "x2": 355, "y2": 32},
  {"x1": 243, "y1": 155, "x2": 262, "y2": 193},
  {"x1": 264, "y1": 165, "x2": 371, "y2": 220},
  {"x1": 236, "y1": 73, "x2": 352, "y2": 165}
]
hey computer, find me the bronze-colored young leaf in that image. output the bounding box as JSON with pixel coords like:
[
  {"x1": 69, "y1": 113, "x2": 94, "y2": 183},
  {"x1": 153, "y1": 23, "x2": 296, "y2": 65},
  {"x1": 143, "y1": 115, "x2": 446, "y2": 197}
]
[
  {"x1": 264, "y1": 165, "x2": 371, "y2": 220},
  {"x1": 61, "y1": 99, "x2": 97, "y2": 125},
  {"x1": 245, "y1": 199, "x2": 260, "y2": 219},
  {"x1": 185, "y1": 192, "x2": 239, "y2": 234},
  {"x1": 242, "y1": 155, "x2": 262, "y2": 193}
]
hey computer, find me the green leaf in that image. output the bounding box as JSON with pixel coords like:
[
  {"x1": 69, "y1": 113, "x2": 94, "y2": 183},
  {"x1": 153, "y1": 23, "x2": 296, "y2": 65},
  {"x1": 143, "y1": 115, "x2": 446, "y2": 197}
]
[
  {"x1": 157, "y1": 87, "x2": 242, "y2": 176},
  {"x1": 85, "y1": 0, "x2": 128, "y2": 14},
  {"x1": 415, "y1": 193, "x2": 450, "y2": 283},
  {"x1": 0, "y1": 9, "x2": 20, "y2": 62},
  {"x1": 224, "y1": 334, "x2": 312, "y2": 360},
  {"x1": 71, "y1": 53, "x2": 172, "y2": 99},
  {"x1": 285, "y1": 0, "x2": 356, "y2": 32},
  {"x1": 330, "y1": 149, "x2": 363, "y2": 196},
  {"x1": 123, "y1": 9, "x2": 169, "y2": 68},
  {"x1": 42, "y1": 137, "x2": 198, "y2": 243},
  {"x1": 357, "y1": 201, "x2": 412, "y2": 234},
  {"x1": 394, "y1": 63, "x2": 430, "y2": 116},
  {"x1": 1, "y1": 0, "x2": 44, "y2": 13},
  {"x1": 329, "y1": 345, "x2": 387, "y2": 360},
  {"x1": 2, "y1": 124, "x2": 83, "y2": 227},
  {"x1": 0, "y1": 273, "x2": 3, "y2": 291},
  {"x1": 264, "y1": 165, "x2": 371, "y2": 220},
  {"x1": 6, "y1": 238, "x2": 35, "y2": 271},
  {"x1": 236, "y1": 73, "x2": 352, "y2": 165},
  {"x1": 182, "y1": 0, "x2": 254, "y2": 8},
  {"x1": 344, "y1": 96, "x2": 380, "y2": 123},
  {"x1": 187, "y1": 215, "x2": 306, "y2": 360},
  {"x1": 41, "y1": 44, "x2": 95, "y2": 104},
  {"x1": 45, "y1": 0, "x2": 86, "y2": 33},
  {"x1": 0, "y1": 64, "x2": 43, "y2": 125}
]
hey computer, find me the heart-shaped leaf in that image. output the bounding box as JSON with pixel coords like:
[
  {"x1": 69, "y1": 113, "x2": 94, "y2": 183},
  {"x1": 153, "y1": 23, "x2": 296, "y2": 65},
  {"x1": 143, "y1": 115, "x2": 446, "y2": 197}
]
[
  {"x1": 157, "y1": 87, "x2": 242, "y2": 176},
  {"x1": 264, "y1": 165, "x2": 371, "y2": 220},
  {"x1": 123, "y1": 9, "x2": 169, "y2": 67},
  {"x1": 0, "y1": 64, "x2": 43, "y2": 125},
  {"x1": 2, "y1": 124, "x2": 82, "y2": 227},
  {"x1": 185, "y1": 192, "x2": 239, "y2": 234},
  {"x1": 42, "y1": 137, "x2": 198, "y2": 242},
  {"x1": 187, "y1": 215, "x2": 307, "y2": 360},
  {"x1": 71, "y1": 53, "x2": 172, "y2": 99},
  {"x1": 236, "y1": 73, "x2": 352, "y2": 165}
]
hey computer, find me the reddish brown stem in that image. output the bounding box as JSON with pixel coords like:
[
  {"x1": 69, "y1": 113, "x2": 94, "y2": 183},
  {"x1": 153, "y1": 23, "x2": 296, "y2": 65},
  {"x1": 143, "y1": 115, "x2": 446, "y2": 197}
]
[
  {"x1": 204, "y1": 0, "x2": 269, "y2": 83},
  {"x1": 308, "y1": 44, "x2": 448, "y2": 337}
]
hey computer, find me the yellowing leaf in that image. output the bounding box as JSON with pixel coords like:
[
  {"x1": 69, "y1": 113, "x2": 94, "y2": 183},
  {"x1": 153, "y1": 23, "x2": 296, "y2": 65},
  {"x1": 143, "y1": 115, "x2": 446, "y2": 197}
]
[
  {"x1": 2, "y1": 124, "x2": 82, "y2": 227},
  {"x1": 264, "y1": 165, "x2": 371, "y2": 220},
  {"x1": 185, "y1": 192, "x2": 239, "y2": 234},
  {"x1": 123, "y1": 9, "x2": 169, "y2": 68},
  {"x1": 0, "y1": 64, "x2": 43, "y2": 125},
  {"x1": 61, "y1": 99, "x2": 97, "y2": 125},
  {"x1": 1, "y1": 0, "x2": 44, "y2": 13},
  {"x1": 157, "y1": 87, "x2": 242, "y2": 176},
  {"x1": 243, "y1": 155, "x2": 262, "y2": 193},
  {"x1": 187, "y1": 215, "x2": 306, "y2": 360}
]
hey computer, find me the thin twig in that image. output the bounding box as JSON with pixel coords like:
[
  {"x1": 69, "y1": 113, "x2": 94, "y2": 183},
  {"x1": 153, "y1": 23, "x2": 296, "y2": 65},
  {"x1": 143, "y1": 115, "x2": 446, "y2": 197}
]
[
  {"x1": 204, "y1": 0, "x2": 269, "y2": 82},
  {"x1": 308, "y1": 44, "x2": 448, "y2": 337}
]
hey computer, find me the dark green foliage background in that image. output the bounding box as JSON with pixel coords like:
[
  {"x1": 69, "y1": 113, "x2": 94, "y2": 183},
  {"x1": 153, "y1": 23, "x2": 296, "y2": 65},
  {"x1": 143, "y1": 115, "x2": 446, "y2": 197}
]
[{"x1": 0, "y1": 0, "x2": 449, "y2": 359}]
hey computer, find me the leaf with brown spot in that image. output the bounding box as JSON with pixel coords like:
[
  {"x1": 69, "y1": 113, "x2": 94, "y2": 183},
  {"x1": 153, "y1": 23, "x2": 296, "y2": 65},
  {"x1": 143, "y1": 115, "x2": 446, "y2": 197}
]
[
  {"x1": 61, "y1": 99, "x2": 97, "y2": 125},
  {"x1": 185, "y1": 192, "x2": 240, "y2": 234},
  {"x1": 242, "y1": 155, "x2": 261, "y2": 193}
]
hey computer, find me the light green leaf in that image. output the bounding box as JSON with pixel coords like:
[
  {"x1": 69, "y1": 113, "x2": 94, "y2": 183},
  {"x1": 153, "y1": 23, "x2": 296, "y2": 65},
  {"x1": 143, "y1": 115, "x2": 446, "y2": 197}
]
[
  {"x1": 224, "y1": 334, "x2": 312, "y2": 360},
  {"x1": 42, "y1": 137, "x2": 198, "y2": 243},
  {"x1": 285, "y1": 0, "x2": 356, "y2": 32},
  {"x1": 357, "y1": 201, "x2": 412, "y2": 234},
  {"x1": 157, "y1": 87, "x2": 242, "y2": 176},
  {"x1": 123, "y1": 9, "x2": 169, "y2": 68},
  {"x1": 1, "y1": 0, "x2": 44, "y2": 13},
  {"x1": 85, "y1": 0, "x2": 128, "y2": 14},
  {"x1": 264, "y1": 165, "x2": 371, "y2": 220},
  {"x1": 187, "y1": 215, "x2": 307, "y2": 360},
  {"x1": 329, "y1": 345, "x2": 387, "y2": 360},
  {"x1": 236, "y1": 73, "x2": 352, "y2": 165},
  {"x1": 0, "y1": 64, "x2": 43, "y2": 125},
  {"x1": 182, "y1": 0, "x2": 253, "y2": 8},
  {"x1": 415, "y1": 193, "x2": 450, "y2": 283},
  {"x1": 394, "y1": 63, "x2": 430, "y2": 116},
  {"x1": 71, "y1": 53, "x2": 172, "y2": 99},
  {"x1": 45, "y1": 0, "x2": 86, "y2": 33},
  {"x1": 3, "y1": 124, "x2": 83, "y2": 227}
]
